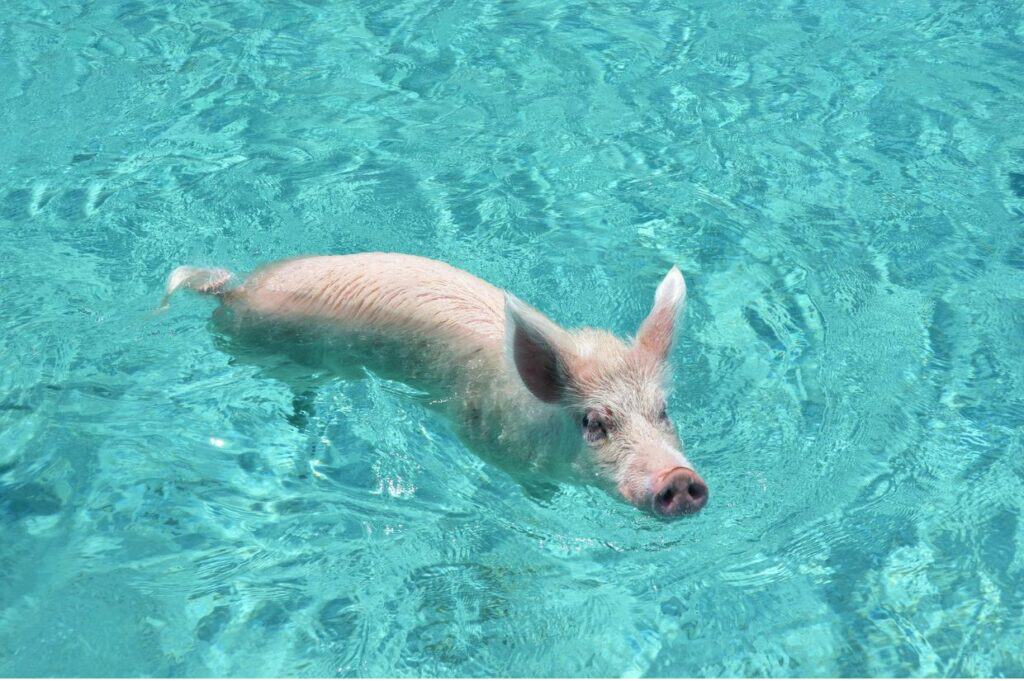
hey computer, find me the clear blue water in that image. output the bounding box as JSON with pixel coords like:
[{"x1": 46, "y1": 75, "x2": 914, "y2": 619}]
[{"x1": 2, "y1": 0, "x2": 1023, "y2": 676}]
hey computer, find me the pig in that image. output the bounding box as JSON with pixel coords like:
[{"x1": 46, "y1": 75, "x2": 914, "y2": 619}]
[{"x1": 164, "y1": 253, "x2": 707, "y2": 516}]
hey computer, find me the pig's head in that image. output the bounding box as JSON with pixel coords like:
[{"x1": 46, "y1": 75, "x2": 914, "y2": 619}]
[{"x1": 505, "y1": 266, "x2": 707, "y2": 517}]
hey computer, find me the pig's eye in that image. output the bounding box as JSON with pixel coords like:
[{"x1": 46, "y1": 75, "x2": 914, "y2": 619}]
[
  {"x1": 658, "y1": 404, "x2": 670, "y2": 422},
  {"x1": 582, "y1": 410, "x2": 607, "y2": 443}
]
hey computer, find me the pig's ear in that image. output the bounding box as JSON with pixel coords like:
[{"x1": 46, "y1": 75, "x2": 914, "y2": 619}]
[
  {"x1": 635, "y1": 266, "x2": 686, "y2": 361},
  {"x1": 504, "y1": 294, "x2": 574, "y2": 404}
]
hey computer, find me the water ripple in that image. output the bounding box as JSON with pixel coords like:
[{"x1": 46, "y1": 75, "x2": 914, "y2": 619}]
[{"x1": 2, "y1": 0, "x2": 1024, "y2": 675}]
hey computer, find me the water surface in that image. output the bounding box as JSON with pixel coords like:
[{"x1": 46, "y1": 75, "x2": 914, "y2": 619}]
[{"x1": 1, "y1": 0, "x2": 1023, "y2": 676}]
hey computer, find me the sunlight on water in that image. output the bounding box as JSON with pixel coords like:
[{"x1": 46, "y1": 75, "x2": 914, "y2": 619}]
[{"x1": 1, "y1": 0, "x2": 1023, "y2": 676}]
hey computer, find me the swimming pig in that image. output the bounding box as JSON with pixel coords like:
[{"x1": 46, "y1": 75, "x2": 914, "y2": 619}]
[{"x1": 164, "y1": 253, "x2": 707, "y2": 516}]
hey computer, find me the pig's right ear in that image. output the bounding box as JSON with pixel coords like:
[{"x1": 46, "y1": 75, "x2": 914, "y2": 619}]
[{"x1": 504, "y1": 294, "x2": 573, "y2": 404}]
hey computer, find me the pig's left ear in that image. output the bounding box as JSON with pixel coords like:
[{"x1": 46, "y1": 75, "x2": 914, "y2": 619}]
[
  {"x1": 635, "y1": 266, "x2": 686, "y2": 361},
  {"x1": 504, "y1": 294, "x2": 575, "y2": 404}
]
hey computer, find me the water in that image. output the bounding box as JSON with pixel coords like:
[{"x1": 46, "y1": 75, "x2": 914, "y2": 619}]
[{"x1": 1, "y1": 0, "x2": 1023, "y2": 676}]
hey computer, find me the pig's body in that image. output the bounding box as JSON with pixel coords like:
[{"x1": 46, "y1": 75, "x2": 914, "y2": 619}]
[
  {"x1": 166, "y1": 252, "x2": 708, "y2": 515},
  {"x1": 194, "y1": 254, "x2": 578, "y2": 478}
]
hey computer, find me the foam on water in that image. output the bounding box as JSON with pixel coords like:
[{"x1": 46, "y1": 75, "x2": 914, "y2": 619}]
[{"x1": 1, "y1": 0, "x2": 1023, "y2": 675}]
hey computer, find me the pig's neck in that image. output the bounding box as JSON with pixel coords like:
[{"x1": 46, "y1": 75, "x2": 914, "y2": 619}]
[{"x1": 432, "y1": 347, "x2": 583, "y2": 477}]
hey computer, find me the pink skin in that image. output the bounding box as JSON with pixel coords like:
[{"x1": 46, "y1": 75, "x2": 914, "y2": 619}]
[{"x1": 164, "y1": 253, "x2": 707, "y2": 517}]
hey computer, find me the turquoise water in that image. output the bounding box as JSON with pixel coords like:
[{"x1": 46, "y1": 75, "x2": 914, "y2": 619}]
[{"x1": 2, "y1": 0, "x2": 1023, "y2": 676}]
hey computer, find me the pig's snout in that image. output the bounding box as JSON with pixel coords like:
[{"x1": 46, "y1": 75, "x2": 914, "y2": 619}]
[{"x1": 652, "y1": 467, "x2": 708, "y2": 516}]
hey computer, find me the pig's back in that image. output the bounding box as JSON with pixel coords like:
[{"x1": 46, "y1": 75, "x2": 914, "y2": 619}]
[{"x1": 230, "y1": 253, "x2": 507, "y2": 350}]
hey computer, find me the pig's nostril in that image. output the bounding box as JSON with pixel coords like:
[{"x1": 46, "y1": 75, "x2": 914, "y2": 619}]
[
  {"x1": 687, "y1": 481, "x2": 707, "y2": 502},
  {"x1": 657, "y1": 488, "x2": 675, "y2": 507}
]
